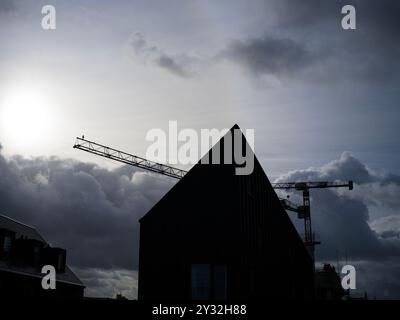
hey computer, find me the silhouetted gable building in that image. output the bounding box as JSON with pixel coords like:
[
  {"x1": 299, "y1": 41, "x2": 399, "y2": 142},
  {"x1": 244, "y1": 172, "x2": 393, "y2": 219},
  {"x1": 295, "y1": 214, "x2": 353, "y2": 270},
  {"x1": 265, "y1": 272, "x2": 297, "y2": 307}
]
[
  {"x1": 138, "y1": 125, "x2": 314, "y2": 300},
  {"x1": 0, "y1": 214, "x2": 84, "y2": 298}
]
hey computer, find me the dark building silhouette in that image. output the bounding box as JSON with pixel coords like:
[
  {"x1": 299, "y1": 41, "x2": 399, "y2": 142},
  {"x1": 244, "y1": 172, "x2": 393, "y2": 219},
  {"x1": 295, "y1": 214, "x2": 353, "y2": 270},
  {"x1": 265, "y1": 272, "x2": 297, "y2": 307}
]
[
  {"x1": 138, "y1": 125, "x2": 314, "y2": 300},
  {"x1": 0, "y1": 214, "x2": 84, "y2": 298}
]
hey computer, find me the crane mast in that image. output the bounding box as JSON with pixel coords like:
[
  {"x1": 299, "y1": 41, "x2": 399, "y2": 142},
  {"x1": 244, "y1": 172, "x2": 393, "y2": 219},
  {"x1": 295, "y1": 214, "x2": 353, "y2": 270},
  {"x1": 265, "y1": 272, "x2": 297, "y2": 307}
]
[
  {"x1": 274, "y1": 180, "x2": 353, "y2": 259},
  {"x1": 73, "y1": 136, "x2": 353, "y2": 257}
]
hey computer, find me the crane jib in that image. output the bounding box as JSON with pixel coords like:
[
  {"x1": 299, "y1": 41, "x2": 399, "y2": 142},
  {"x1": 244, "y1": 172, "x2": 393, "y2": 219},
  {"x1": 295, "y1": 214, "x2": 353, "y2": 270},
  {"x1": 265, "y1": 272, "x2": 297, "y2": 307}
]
[
  {"x1": 73, "y1": 136, "x2": 352, "y2": 191},
  {"x1": 73, "y1": 135, "x2": 353, "y2": 256}
]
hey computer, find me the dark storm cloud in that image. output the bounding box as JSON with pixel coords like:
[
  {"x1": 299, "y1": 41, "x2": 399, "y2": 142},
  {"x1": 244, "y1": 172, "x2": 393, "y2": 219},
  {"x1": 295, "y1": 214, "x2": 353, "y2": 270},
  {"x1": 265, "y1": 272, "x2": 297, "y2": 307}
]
[
  {"x1": 355, "y1": 260, "x2": 400, "y2": 299},
  {"x1": 276, "y1": 152, "x2": 400, "y2": 297},
  {"x1": 1, "y1": 145, "x2": 400, "y2": 297},
  {"x1": 156, "y1": 54, "x2": 189, "y2": 78},
  {"x1": 129, "y1": 1, "x2": 400, "y2": 83},
  {"x1": 276, "y1": 152, "x2": 400, "y2": 259},
  {"x1": 75, "y1": 268, "x2": 138, "y2": 299},
  {"x1": 267, "y1": 0, "x2": 400, "y2": 83},
  {"x1": 380, "y1": 230, "x2": 400, "y2": 240},
  {"x1": 276, "y1": 152, "x2": 400, "y2": 298},
  {"x1": 0, "y1": 0, "x2": 16, "y2": 13},
  {"x1": 216, "y1": 0, "x2": 400, "y2": 82},
  {"x1": 129, "y1": 32, "x2": 198, "y2": 78},
  {"x1": 370, "y1": 215, "x2": 400, "y2": 242},
  {"x1": 0, "y1": 147, "x2": 173, "y2": 271},
  {"x1": 273, "y1": 0, "x2": 400, "y2": 38},
  {"x1": 219, "y1": 36, "x2": 316, "y2": 77},
  {"x1": 129, "y1": 31, "x2": 319, "y2": 79}
]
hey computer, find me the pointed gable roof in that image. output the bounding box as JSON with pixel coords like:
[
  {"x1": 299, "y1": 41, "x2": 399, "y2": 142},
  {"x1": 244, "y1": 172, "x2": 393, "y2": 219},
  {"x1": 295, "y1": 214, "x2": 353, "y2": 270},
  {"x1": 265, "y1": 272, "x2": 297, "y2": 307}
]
[{"x1": 139, "y1": 124, "x2": 284, "y2": 226}]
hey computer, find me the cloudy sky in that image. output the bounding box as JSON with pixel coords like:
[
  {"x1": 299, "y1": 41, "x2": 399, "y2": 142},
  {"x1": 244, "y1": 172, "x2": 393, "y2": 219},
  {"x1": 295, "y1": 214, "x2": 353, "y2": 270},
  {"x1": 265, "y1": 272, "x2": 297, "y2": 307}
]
[{"x1": 0, "y1": 0, "x2": 399, "y2": 299}]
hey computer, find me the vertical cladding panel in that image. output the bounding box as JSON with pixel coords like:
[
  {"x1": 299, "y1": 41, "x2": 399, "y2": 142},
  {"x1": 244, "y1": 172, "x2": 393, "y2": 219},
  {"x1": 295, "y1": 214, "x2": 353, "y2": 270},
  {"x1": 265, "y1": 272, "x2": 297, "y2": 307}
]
[{"x1": 236, "y1": 156, "x2": 315, "y2": 299}]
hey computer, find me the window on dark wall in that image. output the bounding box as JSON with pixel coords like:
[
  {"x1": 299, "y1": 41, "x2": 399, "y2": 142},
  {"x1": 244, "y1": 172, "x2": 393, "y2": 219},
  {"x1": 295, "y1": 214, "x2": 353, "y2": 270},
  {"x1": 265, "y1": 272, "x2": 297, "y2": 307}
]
[
  {"x1": 191, "y1": 264, "x2": 227, "y2": 300},
  {"x1": 191, "y1": 264, "x2": 210, "y2": 300},
  {"x1": 3, "y1": 235, "x2": 12, "y2": 255}
]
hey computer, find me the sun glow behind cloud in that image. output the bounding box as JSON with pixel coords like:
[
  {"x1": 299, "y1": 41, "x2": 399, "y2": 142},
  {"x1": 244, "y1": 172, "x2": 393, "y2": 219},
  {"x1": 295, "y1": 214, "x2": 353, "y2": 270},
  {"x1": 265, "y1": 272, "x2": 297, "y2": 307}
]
[{"x1": 0, "y1": 84, "x2": 58, "y2": 153}]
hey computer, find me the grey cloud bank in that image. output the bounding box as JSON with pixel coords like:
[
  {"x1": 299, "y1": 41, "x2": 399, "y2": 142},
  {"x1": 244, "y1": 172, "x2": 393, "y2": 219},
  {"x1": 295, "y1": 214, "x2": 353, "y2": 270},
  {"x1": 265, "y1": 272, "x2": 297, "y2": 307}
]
[
  {"x1": 276, "y1": 152, "x2": 400, "y2": 298},
  {"x1": 1, "y1": 143, "x2": 400, "y2": 298},
  {"x1": 128, "y1": 0, "x2": 400, "y2": 84},
  {"x1": 0, "y1": 143, "x2": 173, "y2": 271}
]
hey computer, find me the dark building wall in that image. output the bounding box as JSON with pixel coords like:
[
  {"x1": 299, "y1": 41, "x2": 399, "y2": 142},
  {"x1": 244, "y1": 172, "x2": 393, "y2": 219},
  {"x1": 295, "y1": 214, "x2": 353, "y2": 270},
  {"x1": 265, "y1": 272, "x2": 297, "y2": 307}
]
[
  {"x1": 139, "y1": 164, "x2": 237, "y2": 300},
  {"x1": 138, "y1": 149, "x2": 314, "y2": 300},
  {"x1": 235, "y1": 157, "x2": 314, "y2": 299}
]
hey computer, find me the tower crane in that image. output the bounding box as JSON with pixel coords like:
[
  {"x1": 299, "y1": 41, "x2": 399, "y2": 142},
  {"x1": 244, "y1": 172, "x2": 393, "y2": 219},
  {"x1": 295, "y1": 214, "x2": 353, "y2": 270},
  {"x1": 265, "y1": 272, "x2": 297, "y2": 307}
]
[
  {"x1": 275, "y1": 181, "x2": 353, "y2": 259},
  {"x1": 73, "y1": 136, "x2": 353, "y2": 257}
]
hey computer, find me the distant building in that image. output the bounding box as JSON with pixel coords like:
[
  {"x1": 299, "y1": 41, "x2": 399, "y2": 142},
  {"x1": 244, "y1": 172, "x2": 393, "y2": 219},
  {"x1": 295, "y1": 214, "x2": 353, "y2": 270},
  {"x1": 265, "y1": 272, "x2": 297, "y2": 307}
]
[
  {"x1": 315, "y1": 264, "x2": 346, "y2": 300},
  {"x1": 0, "y1": 214, "x2": 84, "y2": 298},
  {"x1": 138, "y1": 125, "x2": 314, "y2": 300}
]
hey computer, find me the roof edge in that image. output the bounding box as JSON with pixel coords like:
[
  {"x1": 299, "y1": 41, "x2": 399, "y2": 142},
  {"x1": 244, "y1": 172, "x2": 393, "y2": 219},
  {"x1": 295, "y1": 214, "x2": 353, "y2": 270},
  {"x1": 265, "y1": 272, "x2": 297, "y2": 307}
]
[{"x1": 0, "y1": 214, "x2": 38, "y2": 231}]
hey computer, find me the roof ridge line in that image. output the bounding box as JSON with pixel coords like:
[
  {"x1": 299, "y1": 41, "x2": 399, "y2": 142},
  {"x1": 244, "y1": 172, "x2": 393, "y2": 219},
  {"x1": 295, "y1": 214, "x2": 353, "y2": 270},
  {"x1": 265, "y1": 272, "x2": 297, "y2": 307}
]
[{"x1": 0, "y1": 214, "x2": 37, "y2": 230}]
